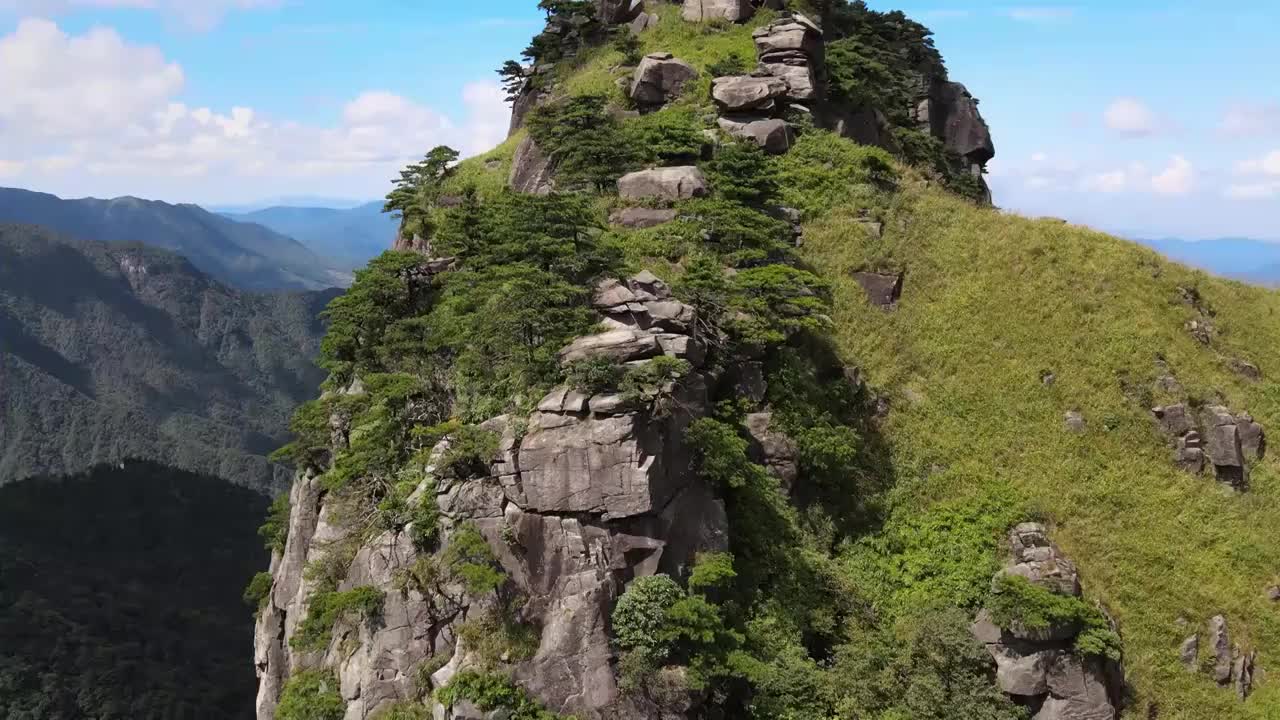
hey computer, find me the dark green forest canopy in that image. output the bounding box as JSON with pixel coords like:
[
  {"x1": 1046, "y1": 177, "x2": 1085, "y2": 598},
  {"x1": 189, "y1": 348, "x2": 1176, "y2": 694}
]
[
  {"x1": 0, "y1": 461, "x2": 268, "y2": 720},
  {"x1": 0, "y1": 224, "x2": 334, "y2": 492}
]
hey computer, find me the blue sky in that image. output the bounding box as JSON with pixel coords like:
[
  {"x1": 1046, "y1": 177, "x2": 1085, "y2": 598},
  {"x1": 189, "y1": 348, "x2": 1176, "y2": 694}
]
[{"x1": 1, "y1": 0, "x2": 1278, "y2": 240}]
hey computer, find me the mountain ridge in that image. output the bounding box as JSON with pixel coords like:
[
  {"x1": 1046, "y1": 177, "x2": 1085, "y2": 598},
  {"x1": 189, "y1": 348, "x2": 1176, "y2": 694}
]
[{"x1": 0, "y1": 187, "x2": 351, "y2": 291}]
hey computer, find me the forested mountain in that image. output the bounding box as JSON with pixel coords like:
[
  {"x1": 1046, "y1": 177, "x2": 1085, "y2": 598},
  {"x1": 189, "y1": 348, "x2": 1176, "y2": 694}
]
[
  {"x1": 0, "y1": 224, "x2": 334, "y2": 492},
  {"x1": 0, "y1": 461, "x2": 267, "y2": 720},
  {"x1": 249, "y1": 3, "x2": 1280, "y2": 720},
  {"x1": 221, "y1": 202, "x2": 397, "y2": 270},
  {"x1": 0, "y1": 187, "x2": 350, "y2": 291}
]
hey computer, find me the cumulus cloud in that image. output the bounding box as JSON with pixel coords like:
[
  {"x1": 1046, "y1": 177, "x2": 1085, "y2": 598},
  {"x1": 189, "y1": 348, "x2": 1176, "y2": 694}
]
[
  {"x1": 1078, "y1": 156, "x2": 1195, "y2": 195},
  {"x1": 1226, "y1": 149, "x2": 1280, "y2": 200},
  {"x1": 1103, "y1": 98, "x2": 1160, "y2": 137},
  {"x1": 0, "y1": 0, "x2": 279, "y2": 30},
  {"x1": 1218, "y1": 102, "x2": 1280, "y2": 138},
  {"x1": 0, "y1": 19, "x2": 512, "y2": 202},
  {"x1": 1151, "y1": 155, "x2": 1194, "y2": 195}
]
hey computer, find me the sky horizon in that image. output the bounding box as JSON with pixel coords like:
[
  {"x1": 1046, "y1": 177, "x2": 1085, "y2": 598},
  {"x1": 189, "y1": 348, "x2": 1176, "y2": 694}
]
[{"x1": 1, "y1": 1, "x2": 1278, "y2": 241}]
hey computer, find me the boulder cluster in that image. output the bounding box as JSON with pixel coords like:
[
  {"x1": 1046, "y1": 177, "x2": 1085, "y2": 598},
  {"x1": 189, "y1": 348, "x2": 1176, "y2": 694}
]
[
  {"x1": 708, "y1": 12, "x2": 824, "y2": 154},
  {"x1": 1179, "y1": 614, "x2": 1259, "y2": 700},
  {"x1": 1153, "y1": 403, "x2": 1265, "y2": 490},
  {"x1": 971, "y1": 523, "x2": 1124, "y2": 720}
]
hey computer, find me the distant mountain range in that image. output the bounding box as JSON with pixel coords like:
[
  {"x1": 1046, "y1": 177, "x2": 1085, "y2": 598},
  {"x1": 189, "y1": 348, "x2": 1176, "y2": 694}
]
[
  {"x1": 0, "y1": 187, "x2": 350, "y2": 291},
  {"x1": 1136, "y1": 237, "x2": 1280, "y2": 286},
  {"x1": 0, "y1": 224, "x2": 335, "y2": 492},
  {"x1": 221, "y1": 201, "x2": 397, "y2": 270}
]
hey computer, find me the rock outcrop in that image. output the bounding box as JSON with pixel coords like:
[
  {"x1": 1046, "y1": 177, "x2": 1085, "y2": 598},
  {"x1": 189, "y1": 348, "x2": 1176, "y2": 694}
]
[
  {"x1": 681, "y1": 0, "x2": 754, "y2": 23},
  {"x1": 509, "y1": 136, "x2": 556, "y2": 195},
  {"x1": 254, "y1": 272, "x2": 728, "y2": 720},
  {"x1": 1153, "y1": 403, "x2": 1265, "y2": 490},
  {"x1": 617, "y1": 166, "x2": 709, "y2": 201},
  {"x1": 752, "y1": 14, "x2": 824, "y2": 102},
  {"x1": 1179, "y1": 614, "x2": 1260, "y2": 700},
  {"x1": 851, "y1": 271, "x2": 903, "y2": 309},
  {"x1": 972, "y1": 523, "x2": 1123, "y2": 720},
  {"x1": 630, "y1": 53, "x2": 698, "y2": 108},
  {"x1": 711, "y1": 74, "x2": 788, "y2": 112}
]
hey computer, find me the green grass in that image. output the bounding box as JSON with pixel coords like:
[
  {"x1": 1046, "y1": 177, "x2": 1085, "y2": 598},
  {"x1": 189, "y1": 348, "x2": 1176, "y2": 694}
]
[{"x1": 802, "y1": 180, "x2": 1280, "y2": 719}]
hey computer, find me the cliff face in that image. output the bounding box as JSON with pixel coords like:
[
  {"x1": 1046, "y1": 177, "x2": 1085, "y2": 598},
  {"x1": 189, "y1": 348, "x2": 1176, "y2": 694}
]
[{"x1": 254, "y1": 273, "x2": 728, "y2": 720}]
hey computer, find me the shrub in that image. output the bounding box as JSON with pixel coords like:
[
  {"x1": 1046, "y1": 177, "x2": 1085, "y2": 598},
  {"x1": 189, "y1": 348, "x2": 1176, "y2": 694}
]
[
  {"x1": 612, "y1": 27, "x2": 643, "y2": 64},
  {"x1": 270, "y1": 399, "x2": 331, "y2": 468},
  {"x1": 688, "y1": 552, "x2": 736, "y2": 598},
  {"x1": 243, "y1": 572, "x2": 274, "y2": 609},
  {"x1": 374, "y1": 702, "x2": 433, "y2": 720},
  {"x1": 707, "y1": 52, "x2": 749, "y2": 78},
  {"x1": 527, "y1": 95, "x2": 635, "y2": 191},
  {"x1": 707, "y1": 140, "x2": 779, "y2": 207},
  {"x1": 686, "y1": 417, "x2": 769, "y2": 491},
  {"x1": 624, "y1": 107, "x2": 706, "y2": 165},
  {"x1": 443, "y1": 523, "x2": 506, "y2": 597},
  {"x1": 727, "y1": 265, "x2": 831, "y2": 348},
  {"x1": 612, "y1": 575, "x2": 687, "y2": 658},
  {"x1": 276, "y1": 671, "x2": 346, "y2": 720},
  {"x1": 258, "y1": 493, "x2": 291, "y2": 554},
  {"x1": 291, "y1": 586, "x2": 385, "y2": 652},
  {"x1": 675, "y1": 198, "x2": 791, "y2": 267},
  {"x1": 436, "y1": 671, "x2": 568, "y2": 720},
  {"x1": 620, "y1": 356, "x2": 692, "y2": 408},
  {"x1": 772, "y1": 131, "x2": 897, "y2": 217},
  {"x1": 987, "y1": 575, "x2": 1121, "y2": 661},
  {"x1": 564, "y1": 356, "x2": 625, "y2": 394}
]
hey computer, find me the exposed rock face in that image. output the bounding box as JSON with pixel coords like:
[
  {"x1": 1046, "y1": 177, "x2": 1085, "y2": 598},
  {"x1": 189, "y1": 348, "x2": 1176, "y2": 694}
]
[
  {"x1": 1064, "y1": 411, "x2": 1087, "y2": 434},
  {"x1": 752, "y1": 15, "x2": 824, "y2": 102},
  {"x1": 918, "y1": 81, "x2": 996, "y2": 167},
  {"x1": 609, "y1": 207, "x2": 679, "y2": 228},
  {"x1": 255, "y1": 273, "x2": 729, "y2": 720},
  {"x1": 1181, "y1": 615, "x2": 1260, "y2": 700},
  {"x1": 744, "y1": 412, "x2": 799, "y2": 493},
  {"x1": 598, "y1": 0, "x2": 644, "y2": 24},
  {"x1": 716, "y1": 115, "x2": 793, "y2": 154},
  {"x1": 1152, "y1": 403, "x2": 1264, "y2": 490},
  {"x1": 711, "y1": 75, "x2": 788, "y2": 112},
  {"x1": 617, "y1": 166, "x2": 709, "y2": 201},
  {"x1": 851, "y1": 271, "x2": 903, "y2": 309},
  {"x1": 681, "y1": 0, "x2": 754, "y2": 23},
  {"x1": 971, "y1": 524, "x2": 1123, "y2": 720},
  {"x1": 509, "y1": 136, "x2": 555, "y2": 195},
  {"x1": 812, "y1": 103, "x2": 898, "y2": 151},
  {"x1": 631, "y1": 53, "x2": 698, "y2": 108}
]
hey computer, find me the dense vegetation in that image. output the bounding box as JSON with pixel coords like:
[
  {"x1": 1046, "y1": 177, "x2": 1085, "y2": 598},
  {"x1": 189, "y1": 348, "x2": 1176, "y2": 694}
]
[
  {"x1": 0, "y1": 224, "x2": 334, "y2": 492},
  {"x1": 0, "y1": 461, "x2": 268, "y2": 719},
  {"x1": 0, "y1": 187, "x2": 348, "y2": 291}
]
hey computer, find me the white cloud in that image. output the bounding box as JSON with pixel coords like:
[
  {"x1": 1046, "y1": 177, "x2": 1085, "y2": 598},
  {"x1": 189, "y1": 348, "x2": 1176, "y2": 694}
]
[
  {"x1": 1235, "y1": 150, "x2": 1280, "y2": 177},
  {"x1": 0, "y1": 0, "x2": 280, "y2": 30},
  {"x1": 1082, "y1": 168, "x2": 1134, "y2": 193},
  {"x1": 1151, "y1": 155, "x2": 1194, "y2": 195},
  {"x1": 0, "y1": 19, "x2": 513, "y2": 202},
  {"x1": 1224, "y1": 183, "x2": 1278, "y2": 200},
  {"x1": 1219, "y1": 102, "x2": 1280, "y2": 138},
  {"x1": 1226, "y1": 149, "x2": 1280, "y2": 200},
  {"x1": 0, "y1": 160, "x2": 25, "y2": 177},
  {"x1": 1104, "y1": 98, "x2": 1159, "y2": 137}
]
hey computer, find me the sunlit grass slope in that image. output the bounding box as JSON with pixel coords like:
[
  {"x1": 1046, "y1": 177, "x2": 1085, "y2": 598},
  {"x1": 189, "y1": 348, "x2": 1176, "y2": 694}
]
[{"x1": 804, "y1": 184, "x2": 1280, "y2": 719}]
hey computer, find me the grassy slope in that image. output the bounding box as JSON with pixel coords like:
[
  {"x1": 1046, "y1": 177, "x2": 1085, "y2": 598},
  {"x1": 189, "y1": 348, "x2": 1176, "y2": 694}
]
[
  {"x1": 804, "y1": 186, "x2": 1280, "y2": 719},
  {"x1": 455, "y1": 10, "x2": 1280, "y2": 717}
]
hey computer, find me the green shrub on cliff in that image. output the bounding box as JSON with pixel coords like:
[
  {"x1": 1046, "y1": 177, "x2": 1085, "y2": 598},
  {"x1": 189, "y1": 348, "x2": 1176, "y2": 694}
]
[{"x1": 277, "y1": 671, "x2": 346, "y2": 720}]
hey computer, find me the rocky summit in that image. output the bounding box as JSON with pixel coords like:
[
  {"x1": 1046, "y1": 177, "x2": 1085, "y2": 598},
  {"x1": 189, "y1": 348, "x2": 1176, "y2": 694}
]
[{"x1": 250, "y1": 2, "x2": 1280, "y2": 720}]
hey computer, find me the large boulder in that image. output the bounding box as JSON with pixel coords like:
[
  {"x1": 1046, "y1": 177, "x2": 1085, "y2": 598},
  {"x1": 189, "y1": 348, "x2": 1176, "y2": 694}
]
[
  {"x1": 597, "y1": 0, "x2": 644, "y2": 24},
  {"x1": 617, "y1": 166, "x2": 709, "y2": 201},
  {"x1": 609, "y1": 207, "x2": 679, "y2": 229},
  {"x1": 681, "y1": 0, "x2": 754, "y2": 23},
  {"x1": 918, "y1": 81, "x2": 995, "y2": 167},
  {"x1": 711, "y1": 75, "x2": 789, "y2": 112},
  {"x1": 558, "y1": 328, "x2": 663, "y2": 364},
  {"x1": 717, "y1": 115, "x2": 794, "y2": 154},
  {"x1": 752, "y1": 15, "x2": 824, "y2": 102},
  {"x1": 631, "y1": 53, "x2": 698, "y2": 107}
]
